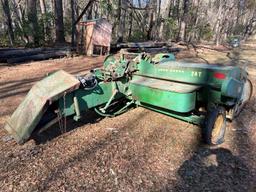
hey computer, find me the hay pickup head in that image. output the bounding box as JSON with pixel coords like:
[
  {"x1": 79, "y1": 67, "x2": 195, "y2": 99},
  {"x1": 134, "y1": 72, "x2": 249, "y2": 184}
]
[{"x1": 5, "y1": 53, "x2": 252, "y2": 145}]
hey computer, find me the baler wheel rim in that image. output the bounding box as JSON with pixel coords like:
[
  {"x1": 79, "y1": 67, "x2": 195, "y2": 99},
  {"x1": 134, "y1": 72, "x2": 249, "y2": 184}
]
[{"x1": 203, "y1": 106, "x2": 226, "y2": 145}]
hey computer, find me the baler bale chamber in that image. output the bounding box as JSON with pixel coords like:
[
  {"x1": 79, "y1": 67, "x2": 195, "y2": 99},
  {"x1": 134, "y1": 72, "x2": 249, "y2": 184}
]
[{"x1": 4, "y1": 52, "x2": 253, "y2": 145}]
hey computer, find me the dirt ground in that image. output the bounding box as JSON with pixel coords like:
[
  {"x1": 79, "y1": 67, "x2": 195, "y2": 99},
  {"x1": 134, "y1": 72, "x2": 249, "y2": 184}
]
[{"x1": 0, "y1": 43, "x2": 256, "y2": 192}]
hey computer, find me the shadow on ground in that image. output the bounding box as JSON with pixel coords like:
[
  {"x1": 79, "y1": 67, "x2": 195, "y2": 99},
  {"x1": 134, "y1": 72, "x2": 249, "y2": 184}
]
[
  {"x1": 167, "y1": 147, "x2": 252, "y2": 192},
  {"x1": 31, "y1": 110, "x2": 103, "y2": 145},
  {"x1": 1, "y1": 47, "x2": 256, "y2": 191}
]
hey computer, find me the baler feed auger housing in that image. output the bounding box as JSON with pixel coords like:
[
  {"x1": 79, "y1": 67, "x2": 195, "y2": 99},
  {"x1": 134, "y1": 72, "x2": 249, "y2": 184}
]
[{"x1": 4, "y1": 53, "x2": 252, "y2": 145}]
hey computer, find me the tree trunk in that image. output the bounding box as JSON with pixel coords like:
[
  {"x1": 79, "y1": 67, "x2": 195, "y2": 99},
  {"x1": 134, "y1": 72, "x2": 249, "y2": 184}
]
[
  {"x1": 71, "y1": 0, "x2": 77, "y2": 47},
  {"x1": 117, "y1": 0, "x2": 127, "y2": 43},
  {"x1": 175, "y1": 0, "x2": 181, "y2": 40},
  {"x1": 189, "y1": 0, "x2": 200, "y2": 42},
  {"x1": 146, "y1": 0, "x2": 157, "y2": 40},
  {"x1": 50, "y1": 0, "x2": 55, "y2": 11},
  {"x1": 128, "y1": 11, "x2": 133, "y2": 40},
  {"x1": 63, "y1": 0, "x2": 69, "y2": 18},
  {"x1": 214, "y1": 3, "x2": 223, "y2": 46},
  {"x1": 87, "y1": 3, "x2": 93, "y2": 19},
  {"x1": 138, "y1": 0, "x2": 141, "y2": 8},
  {"x1": 1, "y1": 0, "x2": 15, "y2": 46},
  {"x1": 12, "y1": 0, "x2": 28, "y2": 43},
  {"x1": 244, "y1": 15, "x2": 256, "y2": 39},
  {"x1": 159, "y1": 0, "x2": 172, "y2": 40},
  {"x1": 27, "y1": 0, "x2": 40, "y2": 46},
  {"x1": 74, "y1": 0, "x2": 95, "y2": 25},
  {"x1": 39, "y1": 0, "x2": 46, "y2": 14},
  {"x1": 54, "y1": 0, "x2": 65, "y2": 43},
  {"x1": 39, "y1": 0, "x2": 47, "y2": 41},
  {"x1": 179, "y1": 0, "x2": 190, "y2": 41}
]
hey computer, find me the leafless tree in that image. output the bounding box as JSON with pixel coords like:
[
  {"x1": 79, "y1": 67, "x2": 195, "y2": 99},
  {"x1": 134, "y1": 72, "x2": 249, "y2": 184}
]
[
  {"x1": 27, "y1": 0, "x2": 39, "y2": 46},
  {"x1": 1, "y1": 0, "x2": 15, "y2": 45},
  {"x1": 0, "y1": 0, "x2": 256, "y2": 47},
  {"x1": 54, "y1": 0, "x2": 65, "y2": 43}
]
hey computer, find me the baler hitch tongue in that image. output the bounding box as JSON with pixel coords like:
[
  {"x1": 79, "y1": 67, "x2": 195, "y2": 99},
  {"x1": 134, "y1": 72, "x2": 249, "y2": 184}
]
[{"x1": 4, "y1": 70, "x2": 80, "y2": 144}]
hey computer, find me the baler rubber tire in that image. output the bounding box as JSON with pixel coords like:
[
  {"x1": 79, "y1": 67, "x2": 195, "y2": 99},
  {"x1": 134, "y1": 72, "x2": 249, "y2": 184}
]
[{"x1": 203, "y1": 106, "x2": 226, "y2": 145}]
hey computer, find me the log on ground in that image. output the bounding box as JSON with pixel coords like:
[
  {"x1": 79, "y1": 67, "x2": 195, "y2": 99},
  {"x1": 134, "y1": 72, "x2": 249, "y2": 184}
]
[
  {"x1": 0, "y1": 48, "x2": 44, "y2": 62},
  {"x1": 7, "y1": 51, "x2": 70, "y2": 64},
  {"x1": 116, "y1": 41, "x2": 172, "y2": 48},
  {"x1": 125, "y1": 47, "x2": 181, "y2": 53}
]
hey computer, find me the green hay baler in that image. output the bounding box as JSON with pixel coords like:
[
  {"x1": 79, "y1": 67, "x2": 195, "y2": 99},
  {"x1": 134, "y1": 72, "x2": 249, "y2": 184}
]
[{"x1": 4, "y1": 53, "x2": 253, "y2": 145}]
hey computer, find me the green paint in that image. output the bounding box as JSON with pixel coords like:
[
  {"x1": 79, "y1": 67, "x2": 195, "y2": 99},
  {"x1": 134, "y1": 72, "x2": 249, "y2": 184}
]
[
  {"x1": 5, "y1": 70, "x2": 80, "y2": 144},
  {"x1": 140, "y1": 103, "x2": 204, "y2": 125},
  {"x1": 129, "y1": 76, "x2": 196, "y2": 113},
  {"x1": 5, "y1": 53, "x2": 251, "y2": 144}
]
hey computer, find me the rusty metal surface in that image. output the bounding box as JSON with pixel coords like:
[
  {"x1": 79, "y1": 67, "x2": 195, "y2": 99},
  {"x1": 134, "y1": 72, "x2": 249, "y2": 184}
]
[
  {"x1": 4, "y1": 70, "x2": 80, "y2": 144},
  {"x1": 92, "y1": 20, "x2": 112, "y2": 47},
  {"x1": 82, "y1": 18, "x2": 112, "y2": 55}
]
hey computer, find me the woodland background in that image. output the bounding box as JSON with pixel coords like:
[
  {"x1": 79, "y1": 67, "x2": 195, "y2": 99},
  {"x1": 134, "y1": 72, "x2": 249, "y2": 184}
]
[{"x1": 0, "y1": 0, "x2": 256, "y2": 47}]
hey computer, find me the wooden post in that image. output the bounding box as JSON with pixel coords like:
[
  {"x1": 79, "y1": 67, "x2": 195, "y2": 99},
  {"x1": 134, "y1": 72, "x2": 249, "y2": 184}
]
[{"x1": 100, "y1": 46, "x2": 103, "y2": 55}]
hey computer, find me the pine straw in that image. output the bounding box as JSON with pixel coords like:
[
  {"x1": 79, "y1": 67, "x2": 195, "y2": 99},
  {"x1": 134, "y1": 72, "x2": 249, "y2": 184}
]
[{"x1": 0, "y1": 47, "x2": 256, "y2": 191}]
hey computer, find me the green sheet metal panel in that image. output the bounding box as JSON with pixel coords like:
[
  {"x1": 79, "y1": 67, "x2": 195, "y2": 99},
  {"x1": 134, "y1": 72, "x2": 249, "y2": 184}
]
[
  {"x1": 221, "y1": 78, "x2": 243, "y2": 98},
  {"x1": 135, "y1": 60, "x2": 239, "y2": 88},
  {"x1": 130, "y1": 75, "x2": 201, "y2": 93},
  {"x1": 4, "y1": 70, "x2": 80, "y2": 144},
  {"x1": 76, "y1": 83, "x2": 117, "y2": 110},
  {"x1": 59, "y1": 81, "x2": 122, "y2": 116},
  {"x1": 59, "y1": 80, "x2": 129, "y2": 117},
  {"x1": 130, "y1": 76, "x2": 197, "y2": 113},
  {"x1": 140, "y1": 103, "x2": 204, "y2": 125}
]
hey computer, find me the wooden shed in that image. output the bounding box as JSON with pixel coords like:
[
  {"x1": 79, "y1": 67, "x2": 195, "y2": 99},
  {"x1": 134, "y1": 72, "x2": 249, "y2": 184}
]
[{"x1": 77, "y1": 18, "x2": 112, "y2": 56}]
